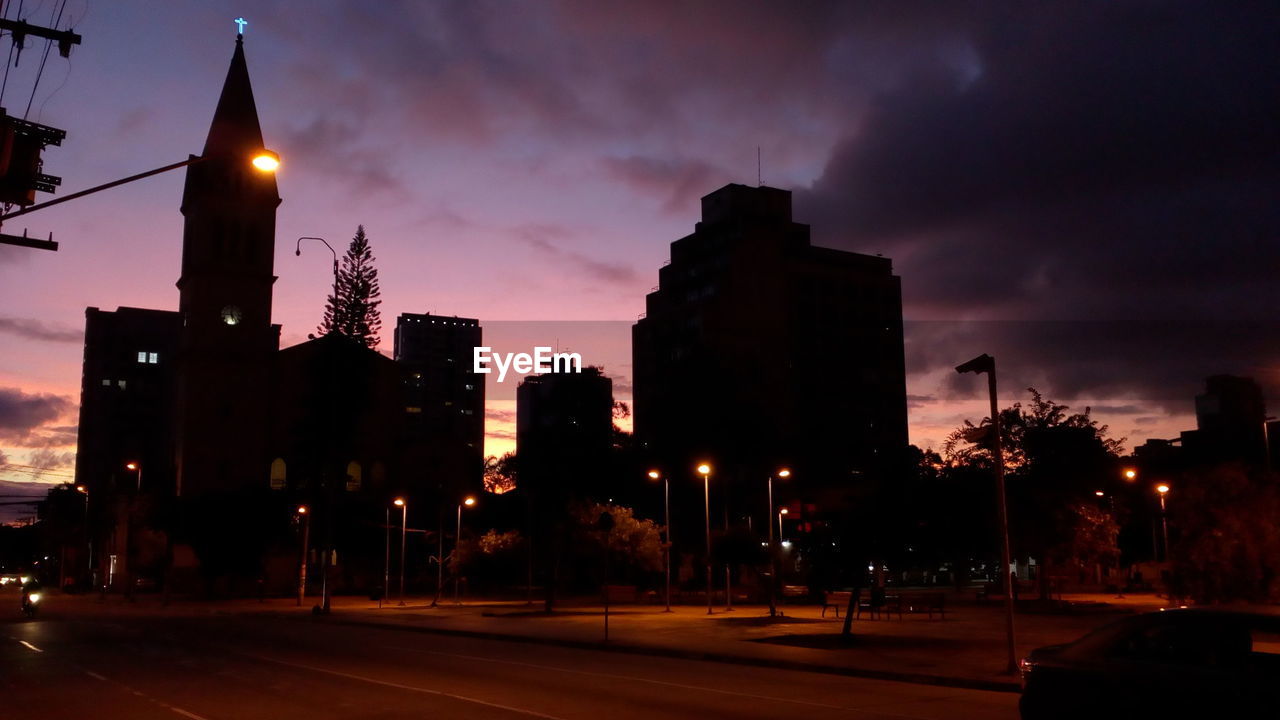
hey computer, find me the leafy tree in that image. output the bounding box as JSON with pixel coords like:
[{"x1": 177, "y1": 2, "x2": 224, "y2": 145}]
[
  {"x1": 483, "y1": 452, "x2": 518, "y2": 495},
  {"x1": 1169, "y1": 463, "x2": 1280, "y2": 604},
  {"x1": 945, "y1": 389, "x2": 1123, "y2": 594},
  {"x1": 318, "y1": 225, "x2": 382, "y2": 348},
  {"x1": 571, "y1": 502, "x2": 663, "y2": 581}
]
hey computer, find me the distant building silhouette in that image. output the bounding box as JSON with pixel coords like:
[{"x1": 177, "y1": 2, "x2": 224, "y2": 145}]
[
  {"x1": 73, "y1": 306, "x2": 182, "y2": 570},
  {"x1": 394, "y1": 313, "x2": 485, "y2": 457},
  {"x1": 632, "y1": 184, "x2": 908, "y2": 508},
  {"x1": 516, "y1": 366, "x2": 614, "y2": 494},
  {"x1": 1181, "y1": 375, "x2": 1270, "y2": 466}
]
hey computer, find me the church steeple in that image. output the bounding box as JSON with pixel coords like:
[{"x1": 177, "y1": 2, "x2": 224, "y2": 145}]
[
  {"x1": 173, "y1": 32, "x2": 282, "y2": 497},
  {"x1": 203, "y1": 36, "x2": 267, "y2": 160}
]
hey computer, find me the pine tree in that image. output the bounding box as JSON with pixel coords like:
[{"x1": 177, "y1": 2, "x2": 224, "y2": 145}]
[{"x1": 318, "y1": 225, "x2": 382, "y2": 348}]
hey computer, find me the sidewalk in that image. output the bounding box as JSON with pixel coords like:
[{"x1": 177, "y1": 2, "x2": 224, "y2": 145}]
[{"x1": 38, "y1": 590, "x2": 1164, "y2": 692}]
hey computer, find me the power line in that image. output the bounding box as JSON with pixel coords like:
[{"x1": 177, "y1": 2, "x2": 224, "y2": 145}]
[{"x1": 23, "y1": 0, "x2": 64, "y2": 120}]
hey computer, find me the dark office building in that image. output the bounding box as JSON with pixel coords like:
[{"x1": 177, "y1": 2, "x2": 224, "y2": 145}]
[
  {"x1": 1181, "y1": 375, "x2": 1270, "y2": 466},
  {"x1": 74, "y1": 307, "x2": 183, "y2": 499},
  {"x1": 393, "y1": 313, "x2": 485, "y2": 454},
  {"x1": 632, "y1": 183, "x2": 908, "y2": 503},
  {"x1": 516, "y1": 367, "x2": 614, "y2": 497}
]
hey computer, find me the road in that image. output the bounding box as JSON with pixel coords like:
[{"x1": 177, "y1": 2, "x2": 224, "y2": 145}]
[{"x1": 1, "y1": 608, "x2": 1017, "y2": 719}]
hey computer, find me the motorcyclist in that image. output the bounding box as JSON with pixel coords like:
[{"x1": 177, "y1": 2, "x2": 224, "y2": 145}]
[{"x1": 21, "y1": 574, "x2": 42, "y2": 615}]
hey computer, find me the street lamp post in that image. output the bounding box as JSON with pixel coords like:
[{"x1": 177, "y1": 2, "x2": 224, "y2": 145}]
[
  {"x1": 767, "y1": 469, "x2": 791, "y2": 618},
  {"x1": 76, "y1": 485, "x2": 91, "y2": 586},
  {"x1": 1156, "y1": 484, "x2": 1170, "y2": 562},
  {"x1": 295, "y1": 237, "x2": 339, "y2": 316},
  {"x1": 296, "y1": 506, "x2": 310, "y2": 606},
  {"x1": 382, "y1": 506, "x2": 391, "y2": 608},
  {"x1": 122, "y1": 462, "x2": 142, "y2": 600},
  {"x1": 394, "y1": 498, "x2": 407, "y2": 606},
  {"x1": 955, "y1": 353, "x2": 1018, "y2": 674},
  {"x1": 648, "y1": 470, "x2": 672, "y2": 613},
  {"x1": 0, "y1": 149, "x2": 280, "y2": 248},
  {"x1": 455, "y1": 497, "x2": 476, "y2": 604},
  {"x1": 697, "y1": 463, "x2": 713, "y2": 614}
]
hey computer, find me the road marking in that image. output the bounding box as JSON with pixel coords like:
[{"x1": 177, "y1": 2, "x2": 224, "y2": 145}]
[
  {"x1": 17, "y1": 640, "x2": 42, "y2": 653},
  {"x1": 242, "y1": 652, "x2": 568, "y2": 720},
  {"x1": 378, "y1": 643, "x2": 939, "y2": 719},
  {"x1": 85, "y1": 671, "x2": 107, "y2": 681},
  {"x1": 168, "y1": 707, "x2": 209, "y2": 720}
]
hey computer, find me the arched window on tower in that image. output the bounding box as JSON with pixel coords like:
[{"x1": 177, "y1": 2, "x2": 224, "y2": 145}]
[
  {"x1": 345, "y1": 461, "x2": 362, "y2": 492},
  {"x1": 269, "y1": 458, "x2": 286, "y2": 490}
]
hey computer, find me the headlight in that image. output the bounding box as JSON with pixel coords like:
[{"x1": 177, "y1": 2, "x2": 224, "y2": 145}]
[{"x1": 27, "y1": 593, "x2": 41, "y2": 603}]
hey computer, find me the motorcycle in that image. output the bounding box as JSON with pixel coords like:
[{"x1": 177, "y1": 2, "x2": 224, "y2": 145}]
[{"x1": 21, "y1": 590, "x2": 41, "y2": 618}]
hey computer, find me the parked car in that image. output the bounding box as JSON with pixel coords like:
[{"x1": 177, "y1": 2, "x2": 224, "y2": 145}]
[{"x1": 1020, "y1": 608, "x2": 1280, "y2": 719}]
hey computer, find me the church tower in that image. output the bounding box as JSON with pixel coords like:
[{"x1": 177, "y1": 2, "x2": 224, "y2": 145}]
[{"x1": 173, "y1": 35, "x2": 281, "y2": 496}]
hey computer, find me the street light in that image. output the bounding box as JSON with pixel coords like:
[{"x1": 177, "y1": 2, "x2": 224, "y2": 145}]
[
  {"x1": 1156, "y1": 484, "x2": 1170, "y2": 564},
  {"x1": 394, "y1": 498, "x2": 407, "y2": 606},
  {"x1": 697, "y1": 463, "x2": 713, "y2": 615},
  {"x1": 455, "y1": 496, "x2": 476, "y2": 604},
  {"x1": 296, "y1": 506, "x2": 310, "y2": 606},
  {"x1": 0, "y1": 149, "x2": 281, "y2": 248},
  {"x1": 295, "y1": 236, "x2": 339, "y2": 323},
  {"x1": 648, "y1": 470, "x2": 671, "y2": 612},
  {"x1": 76, "y1": 485, "x2": 91, "y2": 585},
  {"x1": 767, "y1": 468, "x2": 791, "y2": 618},
  {"x1": 125, "y1": 462, "x2": 142, "y2": 492},
  {"x1": 955, "y1": 353, "x2": 1018, "y2": 674},
  {"x1": 1123, "y1": 468, "x2": 1137, "y2": 481}
]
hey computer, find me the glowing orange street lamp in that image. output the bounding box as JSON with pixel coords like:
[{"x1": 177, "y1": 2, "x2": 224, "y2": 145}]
[
  {"x1": 1156, "y1": 484, "x2": 1171, "y2": 563},
  {"x1": 767, "y1": 468, "x2": 791, "y2": 618},
  {"x1": 697, "y1": 463, "x2": 713, "y2": 614},
  {"x1": 1124, "y1": 468, "x2": 1137, "y2": 481},
  {"x1": 455, "y1": 497, "x2": 477, "y2": 604},
  {"x1": 394, "y1": 498, "x2": 407, "y2": 605},
  {"x1": 647, "y1": 470, "x2": 672, "y2": 612},
  {"x1": 296, "y1": 505, "x2": 310, "y2": 606}
]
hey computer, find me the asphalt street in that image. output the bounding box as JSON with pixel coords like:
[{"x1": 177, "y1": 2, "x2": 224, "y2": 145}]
[{"x1": 1, "y1": 608, "x2": 1017, "y2": 719}]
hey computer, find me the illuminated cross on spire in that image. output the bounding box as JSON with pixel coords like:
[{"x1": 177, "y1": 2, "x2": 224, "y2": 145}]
[{"x1": 234, "y1": 17, "x2": 248, "y2": 36}]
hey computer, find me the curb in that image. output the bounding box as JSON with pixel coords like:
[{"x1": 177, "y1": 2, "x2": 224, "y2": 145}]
[{"x1": 296, "y1": 612, "x2": 1021, "y2": 694}]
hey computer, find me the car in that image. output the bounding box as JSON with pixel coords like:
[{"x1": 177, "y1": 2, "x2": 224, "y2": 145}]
[{"x1": 1020, "y1": 608, "x2": 1280, "y2": 719}]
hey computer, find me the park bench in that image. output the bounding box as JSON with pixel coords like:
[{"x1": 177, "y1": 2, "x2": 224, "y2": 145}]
[
  {"x1": 900, "y1": 591, "x2": 946, "y2": 619},
  {"x1": 781, "y1": 584, "x2": 808, "y2": 601},
  {"x1": 822, "y1": 590, "x2": 854, "y2": 618},
  {"x1": 603, "y1": 584, "x2": 638, "y2": 603}
]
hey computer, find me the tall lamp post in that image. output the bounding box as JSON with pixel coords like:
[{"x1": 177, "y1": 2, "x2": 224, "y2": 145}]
[
  {"x1": 122, "y1": 462, "x2": 142, "y2": 599},
  {"x1": 955, "y1": 353, "x2": 1018, "y2": 674},
  {"x1": 76, "y1": 485, "x2": 91, "y2": 586},
  {"x1": 296, "y1": 506, "x2": 310, "y2": 606},
  {"x1": 454, "y1": 497, "x2": 476, "y2": 604},
  {"x1": 1156, "y1": 484, "x2": 1170, "y2": 562},
  {"x1": 294, "y1": 236, "x2": 339, "y2": 315},
  {"x1": 767, "y1": 468, "x2": 791, "y2": 618},
  {"x1": 1, "y1": 149, "x2": 280, "y2": 250},
  {"x1": 394, "y1": 498, "x2": 407, "y2": 606},
  {"x1": 697, "y1": 463, "x2": 713, "y2": 614},
  {"x1": 648, "y1": 470, "x2": 671, "y2": 612},
  {"x1": 382, "y1": 504, "x2": 391, "y2": 608}
]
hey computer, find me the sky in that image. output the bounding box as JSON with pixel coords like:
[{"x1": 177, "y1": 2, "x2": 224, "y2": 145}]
[{"x1": 1, "y1": 1, "x2": 1277, "y2": 519}]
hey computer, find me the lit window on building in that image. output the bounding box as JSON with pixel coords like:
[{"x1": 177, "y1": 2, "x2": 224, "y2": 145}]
[
  {"x1": 137, "y1": 351, "x2": 147, "y2": 363},
  {"x1": 148, "y1": 352, "x2": 159, "y2": 364},
  {"x1": 102, "y1": 379, "x2": 111, "y2": 386},
  {"x1": 406, "y1": 406, "x2": 422, "y2": 414},
  {"x1": 117, "y1": 380, "x2": 127, "y2": 389}
]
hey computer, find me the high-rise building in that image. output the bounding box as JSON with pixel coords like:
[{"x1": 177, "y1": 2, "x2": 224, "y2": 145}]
[
  {"x1": 393, "y1": 313, "x2": 485, "y2": 454},
  {"x1": 1182, "y1": 375, "x2": 1269, "y2": 466},
  {"x1": 633, "y1": 183, "x2": 908, "y2": 504},
  {"x1": 516, "y1": 366, "x2": 613, "y2": 496},
  {"x1": 74, "y1": 307, "x2": 182, "y2": 499}
]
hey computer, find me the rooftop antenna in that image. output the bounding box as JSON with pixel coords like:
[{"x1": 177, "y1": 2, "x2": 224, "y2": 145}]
[{"x1": 757, "y1": 146, "x2": 762, "y2": 187}]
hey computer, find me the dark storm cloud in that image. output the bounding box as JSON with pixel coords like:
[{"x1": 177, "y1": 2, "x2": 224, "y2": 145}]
[
  {"x1": 0, "y1": 387, "x2": 74, "y2": 445},
  {"x1": 799, "y1": 2, "x2": 1280, "y2": 412},
  {"x1": 0, "y1": 316, "x2": 81, "y2": 343}
]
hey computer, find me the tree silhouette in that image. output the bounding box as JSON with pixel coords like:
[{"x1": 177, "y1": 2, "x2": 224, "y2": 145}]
[{"x1": 318, "y1": 225, "x2": 382, "y2": 348}]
